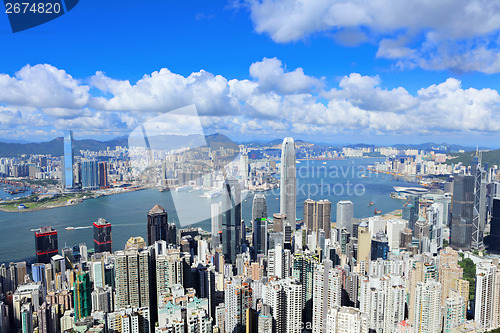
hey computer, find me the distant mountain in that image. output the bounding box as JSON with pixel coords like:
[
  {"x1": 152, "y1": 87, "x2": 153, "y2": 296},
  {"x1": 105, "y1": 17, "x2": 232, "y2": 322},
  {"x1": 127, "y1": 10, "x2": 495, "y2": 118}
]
[
  {"x1": 241, "y1": 138, "x2": 313, "y2": 148},
  {"x1": 0, "y1": 137, "x2": 128, "y2": 157}
]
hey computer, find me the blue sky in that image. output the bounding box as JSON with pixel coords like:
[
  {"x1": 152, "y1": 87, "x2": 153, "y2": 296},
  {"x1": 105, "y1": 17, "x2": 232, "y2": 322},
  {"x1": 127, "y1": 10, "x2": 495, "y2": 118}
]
[{"x1": 2, "y1": 0, "x2": 500, "y2": 146}]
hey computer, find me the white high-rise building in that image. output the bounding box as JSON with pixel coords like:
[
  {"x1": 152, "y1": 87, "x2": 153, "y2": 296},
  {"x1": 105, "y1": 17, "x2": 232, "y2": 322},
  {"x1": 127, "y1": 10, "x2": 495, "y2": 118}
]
[
  {"x1": 474, "y1": 262, "x2": 497, "y2": 330},
  {"x1": 443, "y1": 290, "x2": 466, "y2": 333},
  {"x1": 211, "y1": 202, "x2": 222, "y2": 247},
  {"x1": 312, "y1": 261, "x2": 341, "y2": 333},
  {"x1": 386, "y1": 219, "x2": 406, "y2": 251},
  {"x1": 326, "y1": 306, "x2": 369, "y2": 333},
  {"x1": 336, "y1": 201, "x2": 353, "y2": 235},
  {"x1": 280, "y1": 137, "x2": 297, "y2": 230},
  {"x1": 262, "y1": 278, "x2": 303, "y2": 333},
  {"x1": 359, "y1": 275, "x2": 405, "y2": 333},
  {"x1": 267, "y1": 243, "x2": 291, "y2": 279},
  {"x1": 494, "y1": 261, "x2": 500, "y2": 329},
  {"x1": 413, "y1": 279, "x2": 442, "y2": 333},
  {"x1": 240, "y1": 153, "x2": 249, "y2": 178}
]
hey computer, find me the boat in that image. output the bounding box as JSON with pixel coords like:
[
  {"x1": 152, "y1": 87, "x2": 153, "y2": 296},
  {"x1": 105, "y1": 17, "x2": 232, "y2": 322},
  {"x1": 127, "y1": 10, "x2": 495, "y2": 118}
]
[
  {"x1": 159, "y1": 187, "x2": 169, "y2": 192},
  {"x1": 322, "y1": 162, "x2": 327, "y2": 165},
  {"x1": 374, "y1": 209, "x2": 382, "y2": 215},
  {"x1": 367, "y1": 201, "x2": 374, "y2": 207},
  {"x1": 361, "y1": 174, "x2": 368, "y2": 178},
  {"x1": 296, "y1": 161, "x2": 301, "y2": 164},
  {"x1": 175, "y1": 185, "x2": 192, "y2": 192},
  {"x1": 207, "y1": 190, "x2": 221, "y2": 199},
  {"x1": 66, "y1": 226, "x2": 75, "y2": 230}
]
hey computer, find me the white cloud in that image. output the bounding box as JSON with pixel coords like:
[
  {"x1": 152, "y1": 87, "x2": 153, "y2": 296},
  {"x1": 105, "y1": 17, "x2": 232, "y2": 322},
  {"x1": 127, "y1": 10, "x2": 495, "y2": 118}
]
[
  {"x1": 90, "y1": 69, "x2": 239, "y2": 116},
  {"x1": 249, "y1": 57, "x2": 323, "y2": 94},
  {"x1": 245, "y1": 0, "x2": 500, "y2": 73},
  {"x1": 0, "y1": 60, "x2": 499, "y2": 140},
  {"x1": 327, "y1": 73, "x2": 418, "y2": 112},
  {"x1": 0, "y1": 64, "x2": 89, "y2": 108}
]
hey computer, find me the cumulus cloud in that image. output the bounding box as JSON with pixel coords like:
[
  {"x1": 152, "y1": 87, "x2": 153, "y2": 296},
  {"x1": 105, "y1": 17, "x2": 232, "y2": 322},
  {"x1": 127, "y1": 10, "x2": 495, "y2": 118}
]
[
  {"x1": 245, "y1": 0, "x2": 500, "y2": 73},
  {"x1": 327, "y1": 73, "x2": 418, "y2": 112},
  {"x1": 90, "y1": 69, "x2": 239, "y2": 116},
  {"x1": 0, "y1": 64, "x2": 89, "y2": 108},
  {"x1": 0, "y1": 60, "x2": 499, "y2": 140},
  {"x1": 249, "y1": 57, "x2": 323, "y2": 94}
]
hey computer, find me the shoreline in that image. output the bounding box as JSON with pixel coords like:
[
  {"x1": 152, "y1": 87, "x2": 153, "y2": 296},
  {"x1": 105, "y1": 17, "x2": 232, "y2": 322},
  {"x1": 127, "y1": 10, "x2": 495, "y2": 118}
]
[{"x1": 0, "y1": 186, "x2": 147, "y2": 213}]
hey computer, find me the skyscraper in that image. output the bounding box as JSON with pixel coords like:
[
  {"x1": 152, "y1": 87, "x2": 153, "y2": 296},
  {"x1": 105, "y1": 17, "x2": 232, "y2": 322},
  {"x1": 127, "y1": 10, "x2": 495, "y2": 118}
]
[
  {"x1": 155, "y1": 248, "x2": 183, "y2": 304},
  {"x1": 262, "y1": 278, "x2": 302, "y2": 333},
  {"x1": 471, "y1": 154, "x2": 487, "y2": 249},
  {"x1": 444, "y1": 290, "x2": 466, "y2": 332},
  {"x1": 280, "y1": 137, "x2": 296, "y2": 230},
  {"x1": 486, "y1": 198, "x2": 500, "y2": 253},
  {"x1": 222, "y1": 179, "x2": 242, "y2": 264},
  {"x1": 114, "y1": 247, "x2": 152, "y2": 310},
  {"x1": 93, "y1": 218, "x2": 112, "y2": 253},
  {"x1": 412, "y1": 279, "x2": 442, "y2": 333},
  {"x1": 312, "y1": 261, "x2": 341, "y2": 333},
  {"x1": 273, "y1": 213, "x2": 286, "y2": 233},
  {"x1": 402, "y1": 195, "x2": 419, "y2": 232},
  {"x1": 73, "y1": 271, "x2": 91, "y2": 321},
  {"x1": 62, "y1": 130, "x2": 74, "y2": 191},
  {"x1": 224, "y1": 277, "x2": 252, "y2": 333},
  {"x1": 211, "y1": 202, "x2": 222, "y2": 248},
  {"x1": 147, "y1": 205, "x2": 168, "y2": 246},
  {"x1": 252, "y1": 194, "x2": 267, "y2": 221},
  {"x1": 451, "y1": 175, "x2": 474, "y2": 250},
  {"x1": 252, "y1": 218, "x2": 267, "y2": 259},
  {"x1": 292, "y1": 252, "x2": 318, "y2": 324},
  {"x1": 304, "y1": 199, "x2": 332, "y2": 239},
  {"x1": 336, "y1": 201, "x2": 354, "y2": 236},
  {"x1": 360, "y1": 276, "x2": 404, "y2": 332},
  {"x1": 81, "y1": 160, "x2": 99, "y2": 190},
  {"x1": 474, "y1": 262, "x2": 497, "y2": 330},
  {"x1": 35, "y1": 227, "x2": 58, "y2": 264},
  {"x1": 98, "y1": 162, "x2": 108, "y2": 188}
]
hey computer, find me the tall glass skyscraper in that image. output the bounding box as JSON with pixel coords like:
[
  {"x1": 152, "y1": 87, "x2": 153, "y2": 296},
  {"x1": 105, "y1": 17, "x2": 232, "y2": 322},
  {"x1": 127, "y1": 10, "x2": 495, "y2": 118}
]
[
  {"x1": 63, "y1": 130, "x2": 74, "y2": 190},
  {"x1": 222, "y1": 179, "x2": 242, "y2": 264},
  {"x1": 280, "y1": 137, "x2": 296, "y2": 230},
  {"x1": 252, "y1": 194, "x2": 267, "y2": 221},
  {"x1": 451, "y1": 175, "x2": 474, "y2": 250},
  {"x1": 81, "y1": 160, "x2": 99, "y2": 190}
]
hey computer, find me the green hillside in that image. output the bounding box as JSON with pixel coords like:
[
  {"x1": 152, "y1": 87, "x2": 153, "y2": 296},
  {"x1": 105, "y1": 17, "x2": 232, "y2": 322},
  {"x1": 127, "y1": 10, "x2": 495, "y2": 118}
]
[{"x1": 446, "y1": 149, "x2": 500, "y2": 167}]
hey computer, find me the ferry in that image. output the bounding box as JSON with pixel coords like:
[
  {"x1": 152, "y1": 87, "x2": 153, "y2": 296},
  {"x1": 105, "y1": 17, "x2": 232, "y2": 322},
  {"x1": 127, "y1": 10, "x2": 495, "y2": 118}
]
[
  {"x1": 175, "y1": 185, "x2": 193, "y2": 192},
  {"x1": 207, "y1": 190, "x2": 221, "y2": 199}
]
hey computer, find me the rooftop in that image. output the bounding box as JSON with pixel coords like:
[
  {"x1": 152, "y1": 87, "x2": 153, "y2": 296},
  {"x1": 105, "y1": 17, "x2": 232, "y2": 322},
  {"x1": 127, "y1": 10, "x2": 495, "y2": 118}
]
[{"x1": 149, "y1": 204, "x2": 166, "y2": 214}]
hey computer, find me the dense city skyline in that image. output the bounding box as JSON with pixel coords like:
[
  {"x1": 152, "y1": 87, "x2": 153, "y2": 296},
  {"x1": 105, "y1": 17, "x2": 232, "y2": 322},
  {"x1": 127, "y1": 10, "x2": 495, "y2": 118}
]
[{"x1": 2, "y1": 1, "x2": 500, "y2": 332}]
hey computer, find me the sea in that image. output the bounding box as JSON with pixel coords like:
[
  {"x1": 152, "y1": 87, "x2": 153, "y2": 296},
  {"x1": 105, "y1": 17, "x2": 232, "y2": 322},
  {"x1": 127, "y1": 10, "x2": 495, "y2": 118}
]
[{"x1": 0, "y1": 158, "x2": 418, "y2": 264}]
